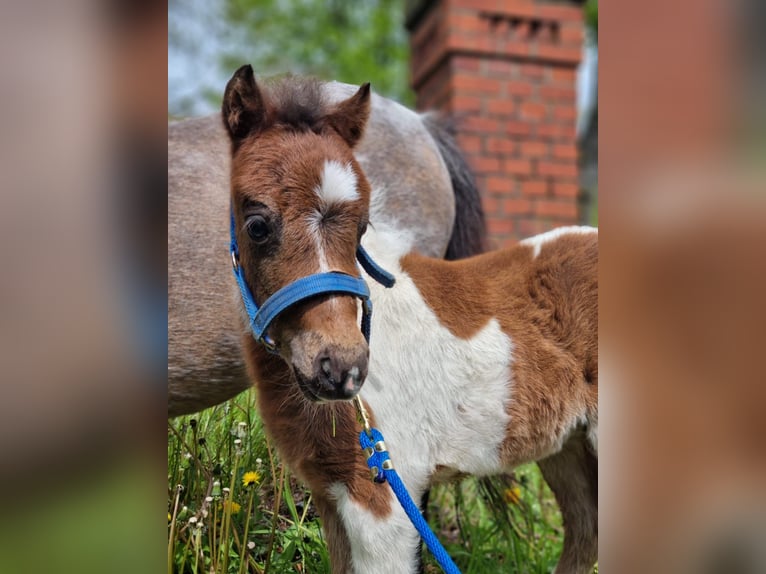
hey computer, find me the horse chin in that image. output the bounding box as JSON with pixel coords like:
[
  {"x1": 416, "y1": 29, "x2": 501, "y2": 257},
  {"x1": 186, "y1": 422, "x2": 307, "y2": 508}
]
[{"x1": 291, "y1": 367, "x2": 362, "y2": 403}]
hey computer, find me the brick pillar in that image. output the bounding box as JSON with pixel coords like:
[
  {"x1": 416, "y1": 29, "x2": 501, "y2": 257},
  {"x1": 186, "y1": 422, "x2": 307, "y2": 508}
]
[{"x1": 407, "y1": 0, "x2": 583, "y2": 248}]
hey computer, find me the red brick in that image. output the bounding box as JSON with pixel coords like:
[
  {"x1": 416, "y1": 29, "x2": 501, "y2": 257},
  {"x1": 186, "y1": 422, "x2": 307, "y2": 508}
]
[
  {"x1": 452, "y1": 54, "x2": 481, "y2": 72},
  {"x1": 503, "y1": 198, "x2": 532, "y2": 215},
  {"x1": 482, "y1": 195, "x2": 501, "y2": 215},
  {"x1": 487, "y1": 99, "x2": 516, "y2": 116},
  {"x1": 521, "y1": 180, "x2": 549, "y2": 197},
  {"x1": 505, "y1": 121, "x2": 532, "y2": 136},
  {"x1": 540, "y1": 86, "x2": 576, "y2": 102},
  {"x1": 463, "y1": 115, "x2": 500, "y2": 134},
  {"x1": 487, "y1": 217, "x2": 515, "y2": 235},
  {"x1": 448, "y1": 13, "x2": 488, "y2": 35},
  {"x1": 537, "y1": 161, "x2": 578, "y2": 179},
  {"x1": 506, "y1": 82, "x2": 534, "y2": 97},
  {"x1": 553, "y1": 144, "x2": 578, "y2": 160},
  {"x1": 554, "y1": 105, "x2": 577, "y2": 121},
  {"x1": 553, "y1": 182, "x2": 580, "y2": 198},
  {"x1": 534, "y1": 200, "x2": 579, "y2": 219},
  {"x1": 520, "y1": 102, "x2": 547, "y2": 121},
  {"x1": 536, "y1": 4, "x2": 584, "y2": 23},
  {"x1": 486, "y1": 176, "x2": 514, "y2": 194},
  {"x1": 520, "y1": 141, "x2": 549, "y2": 158},
  {"x1": 518, "y1": 219, "x2": 549, "y2": 238},
  {"x1": 503, "y1": 158, "x2": 533, "y2": 176},
  {"x1": 537, "y1": 123, "x2": 577, "y2": 141},
  {"x1": 485, "y1": 137, "x2": 516, "y2": 154},
  {"x1": 537, "y1": 44, "x2": 581, "y2": 65},
  {"x1": 520, "y1": 63, "x2": 544, "y2": 79},
  {"x1": 456, "y1": 134, "x2": 482, "y2": 153},
  {"x1": 560, "y1": 24, "x2": 584, "y2": 44},
  {"x1": 486, "y1": 59, "x2": 516, "y2": 76},
  {"x1": 470, "y1": 156, "x2": 501, "y2": 173},
  {"x1": 451, "y1": 95, "x2": 483, "y2": 113},
  {"x1": 452, "y1": 74, "x2": 503, "y2": 94},
  {"x1": 550, "y1": 67, "x2": 577, "y2": 84}
]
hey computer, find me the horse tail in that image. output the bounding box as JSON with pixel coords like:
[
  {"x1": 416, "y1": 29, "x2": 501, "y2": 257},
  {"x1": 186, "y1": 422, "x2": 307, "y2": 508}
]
[{"x1": 422, "y1": 114, "x2": 488, "y2": 259}]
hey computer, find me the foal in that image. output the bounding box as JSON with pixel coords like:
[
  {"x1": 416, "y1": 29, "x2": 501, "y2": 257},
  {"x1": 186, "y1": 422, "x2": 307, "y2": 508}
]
[{"x1": 223, "y1": 65, "x2": 598, "y2": 574}]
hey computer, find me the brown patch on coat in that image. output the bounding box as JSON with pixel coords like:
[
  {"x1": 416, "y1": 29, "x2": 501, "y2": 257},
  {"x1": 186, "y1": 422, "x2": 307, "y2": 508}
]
[
  {"x1": 312, "y1": 493, "x2": 353, "y2": 574},
  {"x1": 244, "y1": 336, "x2": 391, "y2": 518},
  {"x1": 401, "y1": 231, "x2": 598, "y2": 465}
]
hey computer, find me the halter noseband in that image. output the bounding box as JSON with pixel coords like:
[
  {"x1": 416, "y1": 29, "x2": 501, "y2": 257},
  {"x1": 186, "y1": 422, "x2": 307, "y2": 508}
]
[{"x1": 230, "y1": 211, "x2": 395, "y2": 354}]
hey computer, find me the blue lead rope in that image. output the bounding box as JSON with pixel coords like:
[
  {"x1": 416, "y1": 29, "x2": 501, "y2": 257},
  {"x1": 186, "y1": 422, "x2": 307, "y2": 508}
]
[{"x1": 359, "y1": 428, "x2": 462, "y2": 574}]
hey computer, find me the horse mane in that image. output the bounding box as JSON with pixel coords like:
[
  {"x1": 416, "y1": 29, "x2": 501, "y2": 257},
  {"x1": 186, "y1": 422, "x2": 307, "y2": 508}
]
[{"x1": 263, "y1": 75, "x2": 329, "y2": 133}]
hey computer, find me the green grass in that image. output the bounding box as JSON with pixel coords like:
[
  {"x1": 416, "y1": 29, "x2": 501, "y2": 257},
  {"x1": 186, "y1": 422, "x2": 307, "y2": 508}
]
[{"x1": 168, "y1": 391, "x2": 566, "y2": 573}]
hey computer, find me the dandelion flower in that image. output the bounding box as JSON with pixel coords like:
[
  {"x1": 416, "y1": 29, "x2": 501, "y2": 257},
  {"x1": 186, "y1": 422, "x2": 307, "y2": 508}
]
[
  {"x1": 503, "y1": 486, "x2": 522, "y2": 505},
  {"x1": 242, "y1": 471, "x2": 261, "y2": 488},
  {"x1": 223, "y1": 500, "x2": 241, "y2": 514}
]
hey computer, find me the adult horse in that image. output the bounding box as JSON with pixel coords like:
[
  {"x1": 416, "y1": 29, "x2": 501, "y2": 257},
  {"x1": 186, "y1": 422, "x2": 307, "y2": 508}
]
[{"x1": 168, "y1": 77, "x2": 486, "y2": 417}]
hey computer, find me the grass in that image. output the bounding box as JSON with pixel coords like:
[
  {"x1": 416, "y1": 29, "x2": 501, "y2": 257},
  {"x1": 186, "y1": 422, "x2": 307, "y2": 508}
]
[{"x1": 168, "y1": 390, "x2": 567, "y2": 573}]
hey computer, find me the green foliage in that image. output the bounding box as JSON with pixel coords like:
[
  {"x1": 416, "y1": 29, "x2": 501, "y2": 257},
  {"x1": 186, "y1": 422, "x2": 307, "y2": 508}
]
[
  {"x1": 219, "y1": 0, "x2": 414, "y2": 106},
  {"x1": 168, "y1": 391, "x2": 568, "y2": 573},
  {"x1": 584, "y1": 0, "x2": 598, "y2": 34}
]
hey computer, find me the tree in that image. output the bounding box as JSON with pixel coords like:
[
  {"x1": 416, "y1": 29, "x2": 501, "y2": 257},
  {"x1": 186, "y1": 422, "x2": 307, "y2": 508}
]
[{"x1": 219, "y1": 0, "x2": 413, "y2": 105}]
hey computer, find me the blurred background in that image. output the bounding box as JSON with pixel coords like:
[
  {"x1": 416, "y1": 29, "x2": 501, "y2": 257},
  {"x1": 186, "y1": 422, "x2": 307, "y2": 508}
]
[{"x1": 0, "y1": 0, "x2": 761, "y2": 572}]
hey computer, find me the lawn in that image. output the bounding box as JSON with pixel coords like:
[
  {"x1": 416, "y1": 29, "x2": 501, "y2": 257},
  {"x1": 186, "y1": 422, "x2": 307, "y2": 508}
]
[{"x1": 168, "y1": 390, "x2": 565, "y2": 574}]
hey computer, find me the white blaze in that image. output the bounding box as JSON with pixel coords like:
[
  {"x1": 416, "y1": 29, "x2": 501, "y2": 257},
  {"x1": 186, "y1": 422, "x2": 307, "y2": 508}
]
[{"x1": 315, "y1": 160, "x2": 359, "y2": 205}]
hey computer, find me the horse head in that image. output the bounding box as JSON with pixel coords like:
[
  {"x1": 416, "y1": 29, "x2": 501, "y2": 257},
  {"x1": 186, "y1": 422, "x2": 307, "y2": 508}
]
[{"x1": 223, "y1": 65, "x2": 372, "y2": 402}]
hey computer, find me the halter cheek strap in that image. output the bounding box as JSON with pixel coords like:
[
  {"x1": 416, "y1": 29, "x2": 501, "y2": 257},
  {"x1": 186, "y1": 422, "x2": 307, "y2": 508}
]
[{"x1": 230, "y1": 211, "x2": 394, "y2": 354}]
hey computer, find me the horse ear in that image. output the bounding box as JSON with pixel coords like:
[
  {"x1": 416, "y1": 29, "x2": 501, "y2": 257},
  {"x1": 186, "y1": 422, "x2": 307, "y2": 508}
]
[
  {"x1": 325, "y1": 83, "x2": 371, "y2": 147},
  {"x1": 222, "y1": 65, "x2": 269, "y2": 141}
]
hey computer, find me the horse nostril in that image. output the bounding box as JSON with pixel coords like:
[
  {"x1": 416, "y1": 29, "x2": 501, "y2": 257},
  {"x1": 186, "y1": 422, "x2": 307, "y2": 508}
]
[
  {"x1": 343, "y1": 366, "x2": 362, "y2": 396},
  {"x1": 321, "y1": 358, "x2": 332, "y2": 378}
]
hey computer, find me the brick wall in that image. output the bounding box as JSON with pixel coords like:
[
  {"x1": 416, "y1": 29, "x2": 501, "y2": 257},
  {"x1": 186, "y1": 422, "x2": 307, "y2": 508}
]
[{"x1": 407, "y1": 0, "x2": 583, "y2": 248}]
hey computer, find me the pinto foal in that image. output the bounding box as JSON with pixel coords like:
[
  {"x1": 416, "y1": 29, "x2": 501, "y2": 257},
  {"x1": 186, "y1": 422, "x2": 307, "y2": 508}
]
[{"x1": 223, "y1": 65, "x2": 598, "y2": 574}]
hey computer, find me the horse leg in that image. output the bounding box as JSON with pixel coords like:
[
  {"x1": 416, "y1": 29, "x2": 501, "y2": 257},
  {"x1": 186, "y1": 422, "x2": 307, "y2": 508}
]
[
  {"x1": 537, "y1": 431, "x2": 598, "y2": 574},
  {"x1": 326, "y1": 480, "x2": 424, "y2": 574},
  {"x1": 313, "y1": 493, "x2": 354, "y2": 574}
]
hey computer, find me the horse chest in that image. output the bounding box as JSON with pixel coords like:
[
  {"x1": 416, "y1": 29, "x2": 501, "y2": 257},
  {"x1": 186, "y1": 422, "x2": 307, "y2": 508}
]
[{"x1": 362, "y1": 274, "x2": 513, "y2": 480}]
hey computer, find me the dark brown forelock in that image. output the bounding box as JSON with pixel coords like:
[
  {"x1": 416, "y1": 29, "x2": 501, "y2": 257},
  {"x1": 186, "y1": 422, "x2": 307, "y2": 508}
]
[{"x1": 262, "y1": 76, "x2": 329, "y2": 134}]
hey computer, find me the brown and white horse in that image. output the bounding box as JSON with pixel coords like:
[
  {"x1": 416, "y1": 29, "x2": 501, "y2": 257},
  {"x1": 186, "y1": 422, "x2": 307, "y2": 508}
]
[{"x1": 223, "y1": 65, "x2": 599, "y2": 574}]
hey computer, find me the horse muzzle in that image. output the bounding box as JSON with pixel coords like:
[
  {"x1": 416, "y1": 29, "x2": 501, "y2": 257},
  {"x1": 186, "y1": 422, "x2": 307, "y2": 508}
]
[{"x1": 292, "y1": 344, "x2": 369, "y2": 401}]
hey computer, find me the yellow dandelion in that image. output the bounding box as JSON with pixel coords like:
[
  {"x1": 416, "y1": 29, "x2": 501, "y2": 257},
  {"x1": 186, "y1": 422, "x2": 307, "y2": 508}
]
[
  {"x1": 242, "y1": 470, "x2": 261, "y2": 488},
  {"x1": 502, "y1": 486, "x2": 522, "y2": 505},
  {"x1": 222, "y1": 500, "x2": 241, "y2": 514}
]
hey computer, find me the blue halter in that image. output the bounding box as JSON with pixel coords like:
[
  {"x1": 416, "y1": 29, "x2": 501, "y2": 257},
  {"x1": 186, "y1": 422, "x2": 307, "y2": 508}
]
[{"x1": 230, "y1": 211, "x2": 395, "y2": 353}]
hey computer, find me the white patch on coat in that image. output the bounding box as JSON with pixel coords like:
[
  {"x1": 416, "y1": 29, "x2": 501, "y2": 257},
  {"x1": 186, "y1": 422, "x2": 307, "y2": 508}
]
[
  {"x1": 305, "y1": 211, "x2": 330, "y2": 273},
  {"x1": 315, "y1": 160, "x2": 359, "y2": 205},
  {"x1": 520, "y1": 225, "x2": 597, "y2": 259},
  {"x1": 359, "y1": 226, "x2": 513, "y2": 482},
  {"x1": 329, "y1": 483, "x2": 421, "y2": 574}
]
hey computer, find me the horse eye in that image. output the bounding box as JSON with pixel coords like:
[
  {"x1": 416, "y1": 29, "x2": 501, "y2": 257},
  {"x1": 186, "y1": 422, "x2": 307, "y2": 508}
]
[{"x1": 246, "y1": 215, "x2": 270, "y2": 243}]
